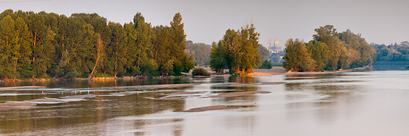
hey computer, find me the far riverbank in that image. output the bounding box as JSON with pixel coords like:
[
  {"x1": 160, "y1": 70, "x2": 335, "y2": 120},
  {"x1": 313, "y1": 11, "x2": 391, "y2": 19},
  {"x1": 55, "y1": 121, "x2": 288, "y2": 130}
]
[{"x1": 0, "y1": 66, "x2": 373, "y2": 83}]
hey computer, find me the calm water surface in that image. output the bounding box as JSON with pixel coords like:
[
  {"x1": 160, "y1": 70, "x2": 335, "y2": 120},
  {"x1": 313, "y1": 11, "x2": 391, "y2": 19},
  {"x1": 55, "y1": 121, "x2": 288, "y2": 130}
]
[{"x1": 0, "y1": 71, "x2": 408, "y2": 136}]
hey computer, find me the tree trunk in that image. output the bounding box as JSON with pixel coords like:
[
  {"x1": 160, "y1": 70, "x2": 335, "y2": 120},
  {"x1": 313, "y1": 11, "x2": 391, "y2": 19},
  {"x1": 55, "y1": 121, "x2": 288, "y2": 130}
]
[{"x1": 89, "y1": 56, "x2": 100, "y2": 79}]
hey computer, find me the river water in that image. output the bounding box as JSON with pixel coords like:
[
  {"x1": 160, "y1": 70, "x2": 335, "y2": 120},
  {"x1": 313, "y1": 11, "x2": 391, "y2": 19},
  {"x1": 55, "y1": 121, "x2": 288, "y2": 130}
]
[{"x1": 0, "y1": 70, "x2": 408, "y2": 136}]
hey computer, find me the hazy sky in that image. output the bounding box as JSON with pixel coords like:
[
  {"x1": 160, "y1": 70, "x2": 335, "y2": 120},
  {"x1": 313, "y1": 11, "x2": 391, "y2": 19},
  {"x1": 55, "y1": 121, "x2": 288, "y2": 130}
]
[{"x1": 1, "y1": 0, "x2": 408, "y2": 47}]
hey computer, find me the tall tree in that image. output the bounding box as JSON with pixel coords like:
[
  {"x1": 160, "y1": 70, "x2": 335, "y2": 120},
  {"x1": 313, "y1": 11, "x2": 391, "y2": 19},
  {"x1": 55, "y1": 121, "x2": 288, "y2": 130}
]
[
  {"x1": 210, "y1": 41, "x2": 226, "y2": 74},
  {"x1": 170, "y1": 13, "x2": 194, "y2": 74},
  {"x1": 306, "y1": 40, "x2": 328, "y2": 71},
  {"x1": 106, "y1": 22, "x2": 127, "y2": 77},
  {"x1": 133, "y1": 13, "x2": 157, "y2": 75}
]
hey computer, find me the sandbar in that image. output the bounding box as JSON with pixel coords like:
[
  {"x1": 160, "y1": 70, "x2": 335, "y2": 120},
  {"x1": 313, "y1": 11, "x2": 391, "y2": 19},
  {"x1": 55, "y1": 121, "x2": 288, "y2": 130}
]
[
  {"x1": 100, "y1": 83, "x2": 201, "y2": 90},
  {"x1": 60, "y1": 94, "x2": 96, "y2": 99},
  {"x1": 0, "y1": 86, "x2": 46, "y2": 90},
  {"x1": 0, "y1": 102, "x2": 37, "y2": 110},
  {"x1": 182, "y1": 105, "x2": 238, "y2": 112},
  {"x1": 209, "y1": 91, "x2": 270, "y2": 98}
]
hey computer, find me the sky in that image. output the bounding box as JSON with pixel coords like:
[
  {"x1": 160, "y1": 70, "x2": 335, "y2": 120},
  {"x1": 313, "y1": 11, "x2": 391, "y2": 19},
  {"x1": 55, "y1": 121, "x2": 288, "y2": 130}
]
[{"x1": 1, "y1": 0, "x2": 408, "y2": 47}]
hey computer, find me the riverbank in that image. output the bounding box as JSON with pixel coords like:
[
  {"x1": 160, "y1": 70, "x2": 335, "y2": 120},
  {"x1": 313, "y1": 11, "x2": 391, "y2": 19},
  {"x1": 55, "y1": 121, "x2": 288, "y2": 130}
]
[
  {"x1": 0, "y1": 75, "x2": 190, "y2": 83},
  {"x1": 0, "y1": 66, "x2": 372, "y2": 83}
]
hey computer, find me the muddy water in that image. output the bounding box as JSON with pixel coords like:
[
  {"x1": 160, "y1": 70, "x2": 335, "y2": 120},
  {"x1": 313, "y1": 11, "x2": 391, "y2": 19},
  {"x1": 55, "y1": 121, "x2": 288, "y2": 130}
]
[{"x1": 0, "y1": 71, "x2": 409, "y2": 136}]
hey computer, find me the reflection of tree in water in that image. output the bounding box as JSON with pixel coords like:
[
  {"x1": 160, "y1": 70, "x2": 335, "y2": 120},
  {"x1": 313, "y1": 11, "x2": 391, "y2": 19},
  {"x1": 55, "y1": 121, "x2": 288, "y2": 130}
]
[
  {"x1": 284, "y1": 74, "x2": 363, "y2": 123},
  {"x1": 46, "y1": 77, "x2": 191, "y2": 88},
  {"x1": 228, "y1": 76, "x2": 260, "y2": 84},
  {"x1": 210, "y1": 76, "x2": 228, "y2": 83},
  {"x1": 210, "y1": 77, "x2": 258, "y2": 133},
  {"x1": 0, "y1": 87, "x2": 187, "y2": 135}
]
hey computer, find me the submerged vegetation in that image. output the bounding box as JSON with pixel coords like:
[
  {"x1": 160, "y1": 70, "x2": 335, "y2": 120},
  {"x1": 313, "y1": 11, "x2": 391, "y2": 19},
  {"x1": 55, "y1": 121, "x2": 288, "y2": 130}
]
[
  {"x1": 0, "y1": 9, "x2": 194, "y2": 79},
  {"x1": 283, "y1": 25, "x2": 375, "y2": 72}
]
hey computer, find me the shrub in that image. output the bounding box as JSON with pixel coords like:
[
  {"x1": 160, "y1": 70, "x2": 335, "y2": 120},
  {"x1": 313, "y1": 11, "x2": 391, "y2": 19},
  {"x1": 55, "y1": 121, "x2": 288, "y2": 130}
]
[
  {"x1": 65, "y1": 71, "x2": 78, "y2": 79},
  {"x1": 95, "y1": 73, "x2": 113, "y2": 77},
  {"x1": 192, "y1": 67, "x2": 210, "y2": 76},
  {"x1": 259, "y1": 60, "x2": 273, "y2": 69}
]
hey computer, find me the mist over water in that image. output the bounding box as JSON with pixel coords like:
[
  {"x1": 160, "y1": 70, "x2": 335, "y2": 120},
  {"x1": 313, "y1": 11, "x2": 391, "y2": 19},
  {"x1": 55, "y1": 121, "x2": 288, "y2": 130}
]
[{"x1": 0, "y1": 70, "x2": 408, "y2": 136}]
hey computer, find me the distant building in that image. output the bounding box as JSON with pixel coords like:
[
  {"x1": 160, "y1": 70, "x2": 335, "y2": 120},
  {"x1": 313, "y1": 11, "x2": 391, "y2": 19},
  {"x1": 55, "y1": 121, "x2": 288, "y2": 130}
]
[{"x1": 267, "y1": 38, "x2": 282, "y2": 53}]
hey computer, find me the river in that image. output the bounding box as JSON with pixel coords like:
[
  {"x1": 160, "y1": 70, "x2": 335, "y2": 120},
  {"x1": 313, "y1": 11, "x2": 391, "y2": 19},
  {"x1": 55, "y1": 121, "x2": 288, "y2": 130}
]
[{"x1": 0, "y1": 70, "x2": 408, "y2": 136}]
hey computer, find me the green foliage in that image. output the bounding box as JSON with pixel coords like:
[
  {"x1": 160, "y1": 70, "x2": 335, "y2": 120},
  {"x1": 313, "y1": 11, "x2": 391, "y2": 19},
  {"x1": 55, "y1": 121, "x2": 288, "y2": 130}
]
[
  {"x1": 257, "y1": 45, "x2": 270, "y2": 63},
  {"x1": 95, "y1": 73, "x2": 113, "y2": 77},
  {"x1": 283, "y1": 39, "x2": 315, "y2": 71},
  {"x1": 259, "y1": 60, "x2": 273, "y2": 69},
  {"x1": 64, "y1": 71, "x2": 78, "y2": 79},
  {"x1": 129, "y1": 66, "x2": 141, "y2": 76},
  {"x1": 283, "y1": 25, "x2": 376, "y2": 72},
  {"x1": 209, "y1": 24, "x2": 261, "y2": 74},
  {"x1": 173, "y1": 60, "x2": 183, "y2": 75},
  {"x1": 0, "y1": 9, "x2": 195, "y2": 79},
  {"x1": 185, "y1": 41, "x2": 211, "y2": 66},
  {"x1": 160, "y1": 59, "x2": 174, "y2": 76},
  {"x1": 18, "y1": 63, "x2": 34, "y2": 78},
  {"x1": 371, "y1": 42, "x2": 409, "y2": 62},
  {"x1": 209, "y1": 41, "x2": 226, "y2": 74},
  {"x1": 191, "y1": 67, "x2": 210, "y2": 76}
]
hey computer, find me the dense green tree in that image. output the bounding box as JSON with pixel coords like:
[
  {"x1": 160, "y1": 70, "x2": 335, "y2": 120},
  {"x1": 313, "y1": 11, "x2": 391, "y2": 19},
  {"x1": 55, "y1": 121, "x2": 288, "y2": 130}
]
[
  {"x1": 170, "y1": 13, "x2": 194, "y2": 74},
  {"x1": 210, "y1": 41, "x2": 226, "y2": 74},
  {"x1": 239, "y1": 24, "x2": 261, "y2": 72},
  {"x1": 106, "y1": 22, "x2": 127, "y2": 77},
  {"x1": 0, "y1": 16, "x2": 32, "y2": 78},
  {"x1": 257, "y1": 45, "x2": 270, "y2": 63},
  {"x1": 306, "y1": 40, "x2": 328, "y2": 71},
  {"x1": 185, "y1": 41, "x2": 212, "y2": 66},
  {"x1": 133, "y1": 13, "x2": 157, "y2": 75},
  {"x1": 0, "y1": 9, "x2": 195, "y2": 79},
  {"x1": 259, "y1": 60, "x2": 273, "y2": 69},
  {"x1": 283, "y1": 39, "x2": 315, "y2": 71},
  {"x1": 15, "y1": 17, "x2": 32, "y2": 78},
  {"x1": 284, "y1": 25, "x2": 376, "y2": 72},
  {"x1": 209, "y1": 24, "x2": 262, "y2": 74}
]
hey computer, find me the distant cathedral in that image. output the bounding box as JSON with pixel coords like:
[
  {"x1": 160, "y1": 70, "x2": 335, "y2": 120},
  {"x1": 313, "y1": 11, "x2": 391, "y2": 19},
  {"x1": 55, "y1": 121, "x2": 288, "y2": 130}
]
[{"x1": 267, "y1": 38, "x2": 282, "y2": 53}]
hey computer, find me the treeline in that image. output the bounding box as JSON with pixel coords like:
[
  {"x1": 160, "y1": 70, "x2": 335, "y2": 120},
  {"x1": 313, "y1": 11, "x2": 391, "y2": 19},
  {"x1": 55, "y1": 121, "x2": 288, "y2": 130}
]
[
  {"x1": 185, "y1": 41, "x2": 211, "y2": 66},
  {"x1": 372, "y1": 41, "x2": 409, "y2": 61},
  {"x1": 283, "y1": 25, "x2": 375, "y2": 72},
  {"x1": 210, "y1": 24, "x2": 261, "y2": 74},
  {"x1": 257, "y1": 45, "x2": 270, "y2": 63},
  {"x1": 0, "y1": 9, "x2": 194, "y2": 79}
]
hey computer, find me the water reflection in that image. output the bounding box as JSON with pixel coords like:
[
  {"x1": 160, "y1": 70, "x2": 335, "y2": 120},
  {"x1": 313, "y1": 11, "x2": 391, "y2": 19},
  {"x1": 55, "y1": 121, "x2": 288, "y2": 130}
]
[
  {"x1": 2, "y1": 71, "x2": 409, "y2": 135},
  {"x1": 284, "y1": 73, "x2": 364, "y2": 124},
  {"x1": 0, "y1": 83, "x2": 189, "y2": 135}
]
